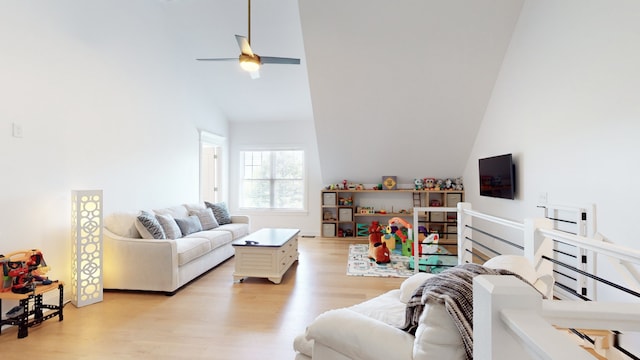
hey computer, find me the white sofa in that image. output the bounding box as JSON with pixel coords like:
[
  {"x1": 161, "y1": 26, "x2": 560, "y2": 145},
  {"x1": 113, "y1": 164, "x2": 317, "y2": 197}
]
[
  {"x1": 103, "y1": 202, "x2": 250, "y2": 294},
  {"x1": 293, "y1": 255, "x2": 554, "y2": 360}
]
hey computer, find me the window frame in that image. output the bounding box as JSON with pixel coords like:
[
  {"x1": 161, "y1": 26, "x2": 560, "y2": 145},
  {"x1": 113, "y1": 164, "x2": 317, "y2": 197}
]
[{"x1": 238, "y1": 148, "x2": 307, "y2": 212}]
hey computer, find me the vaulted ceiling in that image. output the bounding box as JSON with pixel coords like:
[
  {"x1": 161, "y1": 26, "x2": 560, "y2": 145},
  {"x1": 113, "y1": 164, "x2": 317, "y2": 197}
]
[
  {"x1": 299, "y1": 0, "x2": 523, "y2": 185},
  {"x1": 189, "y1": 0, "x2": 524, "y2": 185}
]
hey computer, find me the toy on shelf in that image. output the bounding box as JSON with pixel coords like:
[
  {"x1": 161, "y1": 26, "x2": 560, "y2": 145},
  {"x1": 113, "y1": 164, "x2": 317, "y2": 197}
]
[
  {"x1": 454, "y1": 177, "x2": 464, "y2": 190},
  {"x1": 338, "y1": 197, "x2": 354, "y2": 206},
  {"x1": 414, "y1": 178, "x2": 423, "y2": 190},
  {"x1": 444, "y1": 178, "x2": 453, "y2": 190},
  {"x1": 357, "y1": 206, "x2": 375, "y2": 214},
  {"x1": 424, "y1": 178, "x2": 435, "y2": 190},
  {"x1": 357, "y1": 223, "x2": 369, "y2": 237}
]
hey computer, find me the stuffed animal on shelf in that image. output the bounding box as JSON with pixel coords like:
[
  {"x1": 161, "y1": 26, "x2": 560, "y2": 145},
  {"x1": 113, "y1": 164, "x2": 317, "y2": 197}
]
[
  {"x1": 373, "y1": 242, "x2": 391, "y2": 264},
  {"x1": 454, "y1": 177, "x2": 464, "y2": 190},
  {"x1": 414, "y1": 178, "x2": 424, "y2": 190},
  {"x1": 368, "y1": 221, "x2": 383, "y2": 260},
  {"x1": 444, "y1": 178, "x2": 453, "y2": 190},
  {"x1": 424, "y1": 178, "x2": 436, "y2": 190}
]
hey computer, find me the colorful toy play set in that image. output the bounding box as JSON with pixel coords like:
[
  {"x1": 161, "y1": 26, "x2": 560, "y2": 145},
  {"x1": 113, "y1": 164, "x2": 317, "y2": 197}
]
[{"x1": 365, "y1": 219, "x2": 449, "y2": 273}]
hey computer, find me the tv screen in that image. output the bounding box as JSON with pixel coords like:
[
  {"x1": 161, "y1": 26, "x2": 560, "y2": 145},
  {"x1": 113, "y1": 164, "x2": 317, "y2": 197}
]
[{"x1": 478, "y1": 154, "x2": 515, "y2": 199}]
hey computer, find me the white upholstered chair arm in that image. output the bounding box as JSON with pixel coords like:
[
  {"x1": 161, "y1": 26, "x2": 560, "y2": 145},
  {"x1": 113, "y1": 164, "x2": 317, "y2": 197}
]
[{"x1": 307, "y1": 308, "x2": 415, "y2": 360}]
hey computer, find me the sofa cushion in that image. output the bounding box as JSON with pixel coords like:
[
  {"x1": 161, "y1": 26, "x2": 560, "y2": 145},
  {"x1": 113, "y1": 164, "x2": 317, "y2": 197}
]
[
  {"x1": 156, "y1": 213, "x2": 182, "y2": 240},
  {"x1": 348, "y1": 289, "x2": 405, "y2": 328},
  {"x1": 154, "y1": 205, "x2": 189, "y2": 220},
  {"x1": 189, "y1": 208, "x2": 219, "y2": 230},
  {"x1": 105, "y1": 211, "x2": 141, "y2": 238},
  {"x1": 175, "y1": 215, "x2": 203, "y2": 236},
  {"x1": 400, "y1": 272, "x2": 436, "y2": 304},
  {"x1": 413, "y1": 302, "x2": 465, "y2": 360},
  {"x1": 135, "y1": 210, "x2": 166, "y2": 239},
  {"x1": 187, "y1": 230, "x2": 232, "y2": 250},
  {"x1": 184, "y1": 202, "x2": 206, "y2": 212},
  {"x1": 175, "y1": 237, "x2": 212, "y2": 266},
  {"x1": 215, "y1": 223, "x2": 249, "y2": 239},
  {"x1": 205, "y1": 201, "x2": 232, "y2": 225}
]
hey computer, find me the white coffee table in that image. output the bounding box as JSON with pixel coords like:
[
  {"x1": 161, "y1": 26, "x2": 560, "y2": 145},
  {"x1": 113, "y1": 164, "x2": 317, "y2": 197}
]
[{"x1": 232, "y1": 228, "x2": 300, "y2": 284}]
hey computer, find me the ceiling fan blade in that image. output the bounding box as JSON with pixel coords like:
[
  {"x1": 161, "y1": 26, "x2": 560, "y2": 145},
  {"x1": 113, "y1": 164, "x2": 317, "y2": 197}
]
[
  {"x1": 196, "y1": 58, "x2": 238, "y2": 62},
  {"x1": 235, "y1": 35, "x2": 254, "y2": 56},
  {"x1": 249, "y1": 69, "x2": 260, "y2": 79},
  {"x1": 260, "y1": 56, "x2": 300, "y2": 65}
]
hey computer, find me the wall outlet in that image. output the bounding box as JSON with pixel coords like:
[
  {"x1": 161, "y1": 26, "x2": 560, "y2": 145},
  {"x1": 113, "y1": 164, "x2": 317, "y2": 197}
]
[{"x1": 12, "y1": 123, "x2": 23, "y2": 138}]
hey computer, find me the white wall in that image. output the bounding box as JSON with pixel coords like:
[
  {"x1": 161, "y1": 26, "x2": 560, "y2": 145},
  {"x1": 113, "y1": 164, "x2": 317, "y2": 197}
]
[
  {"x1": 229, "y1": 120, "x2": 322, "y2": 236},
  {"x1": 464, "y1": 0, "x2": 640, "y2": 295},
  {"x1": 0, "y1": 2, "x2": 229, "y2": 290}
]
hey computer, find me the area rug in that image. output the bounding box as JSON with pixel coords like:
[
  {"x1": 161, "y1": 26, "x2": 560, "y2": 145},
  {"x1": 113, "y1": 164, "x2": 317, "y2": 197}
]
[{"x1": 346, "y1": 243, "x2": 414, "y2": 278}]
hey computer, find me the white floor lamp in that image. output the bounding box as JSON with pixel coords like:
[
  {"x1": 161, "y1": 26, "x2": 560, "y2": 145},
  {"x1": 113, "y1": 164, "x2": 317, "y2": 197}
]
[{"x1": 71, "y1": 190, "x2": 103, "y2": 307}]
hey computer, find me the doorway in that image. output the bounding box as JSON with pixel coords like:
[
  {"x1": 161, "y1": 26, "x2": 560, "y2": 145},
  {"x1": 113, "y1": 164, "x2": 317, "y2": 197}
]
[{"x1": 200, "y1": 130, "x2": 227, "y2": 203}]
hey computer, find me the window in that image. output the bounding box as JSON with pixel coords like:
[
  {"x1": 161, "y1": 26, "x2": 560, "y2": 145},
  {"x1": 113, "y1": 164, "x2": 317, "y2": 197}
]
[{"x1": 240, "y1": 150, "x2": 305, "y2": 210}]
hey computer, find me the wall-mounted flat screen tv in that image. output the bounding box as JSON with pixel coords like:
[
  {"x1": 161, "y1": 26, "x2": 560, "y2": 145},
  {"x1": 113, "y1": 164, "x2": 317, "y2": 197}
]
[{"x1": 478, "y1": 153, "x2": 516, "y2": 199}]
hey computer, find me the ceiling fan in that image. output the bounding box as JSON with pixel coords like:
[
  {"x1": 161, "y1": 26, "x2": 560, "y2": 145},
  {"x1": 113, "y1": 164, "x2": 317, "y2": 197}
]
[{"x1": 196, "y1": 0, "x2": 300, "y2": 79}]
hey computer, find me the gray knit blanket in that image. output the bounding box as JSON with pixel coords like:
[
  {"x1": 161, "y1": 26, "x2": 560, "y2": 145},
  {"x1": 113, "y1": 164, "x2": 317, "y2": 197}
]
[{"x1": 400, "y1": 263, "x2": 523, "y2": 360}]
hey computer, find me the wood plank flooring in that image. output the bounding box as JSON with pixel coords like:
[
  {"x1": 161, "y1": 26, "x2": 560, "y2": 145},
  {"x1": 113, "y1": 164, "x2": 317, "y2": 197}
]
[{"x1": 0, "y1": 237, "x2": 404, "y2": 359}]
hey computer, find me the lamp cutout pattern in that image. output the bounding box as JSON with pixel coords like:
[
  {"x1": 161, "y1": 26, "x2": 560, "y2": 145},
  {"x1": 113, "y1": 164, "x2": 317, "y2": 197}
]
[{"x1": 71, "y1": 190, "x2": 103, "y2": 307}]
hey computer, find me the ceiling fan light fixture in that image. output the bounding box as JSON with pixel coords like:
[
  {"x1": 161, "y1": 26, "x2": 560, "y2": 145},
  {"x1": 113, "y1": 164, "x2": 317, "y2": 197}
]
[{"x1": 239, "y1": 54, "x2": 261, "y2": 72}]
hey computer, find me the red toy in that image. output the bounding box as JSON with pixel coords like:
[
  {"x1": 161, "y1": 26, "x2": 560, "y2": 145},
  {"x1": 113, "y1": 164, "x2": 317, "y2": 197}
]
[
  {"x1": 368, "y1": 221, "x2": 383, "y2": 260},
  {"x1": 1, "y1": 249, "x2": 49, "y2": 294},
  {"x1": 373, "y1": 242, "x2": 391, "y2": 264}
]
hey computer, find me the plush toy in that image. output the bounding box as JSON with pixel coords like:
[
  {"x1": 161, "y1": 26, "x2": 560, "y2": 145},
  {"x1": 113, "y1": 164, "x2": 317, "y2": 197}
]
[
  {"x1": 368, "y1": 221, "x2": 383, "y2": 260},
  {"x1": 424, "y1": 178, "x2": 435, "y2": 190},
  {"x1": 373, "y1": 242, "x2": 391, "y2": 264},
  {"x1": 435, "y1": 179, "x2": 444, "y2": 190},
  {"x1": 414, "y1": 178, "x2": 424, "y2": 190},
  {"x1": 454, "y1": 177, "x2": 464, "y2": 190},
  {"x1": 444, "y1": 178, "x2": 453, "y2": 190},
  {"x1": 382, "y1": 232, "x2": 396, "y2": 251}
]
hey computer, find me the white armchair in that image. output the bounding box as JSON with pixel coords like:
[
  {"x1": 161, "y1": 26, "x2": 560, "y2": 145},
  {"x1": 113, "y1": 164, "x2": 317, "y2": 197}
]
[{"x1": 293, "y1": 255, "x2": 553, "y2": 360}]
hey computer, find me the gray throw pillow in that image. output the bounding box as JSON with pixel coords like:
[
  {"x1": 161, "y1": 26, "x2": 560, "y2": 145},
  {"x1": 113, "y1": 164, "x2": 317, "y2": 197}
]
[
  {"x1": 175, "y1": 215, "x2": 203, "y2": 236},
  {"x1": 156, "y1": 213, "x2": 183, "y2": 239},
  {"x1": 189, "y1": 208, "x2": 219, "y2": 230},
  {"x1": 205, "y1": 201, "x2": 232, "y2": 225},
  {"x1": 135, "y1": 210, "x2": 166, "y2": 239}
]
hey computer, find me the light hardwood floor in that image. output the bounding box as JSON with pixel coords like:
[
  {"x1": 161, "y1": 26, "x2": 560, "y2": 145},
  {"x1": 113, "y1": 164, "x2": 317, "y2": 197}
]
[{"x1": 0, "y1": 237, "x2": 404, "y2": 359}]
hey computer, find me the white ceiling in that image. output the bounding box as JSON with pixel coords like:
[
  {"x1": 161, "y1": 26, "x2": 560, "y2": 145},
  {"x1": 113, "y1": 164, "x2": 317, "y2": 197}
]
[
  {"x1": 183, "y1": 0, "x2": 313, "y2": 123},
  {"x1": 301, "y1": 0, "x2": 524, "y2": 184},
  {"x1": 182, "y1": 0, "x2": 524, "y2": 184}
]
